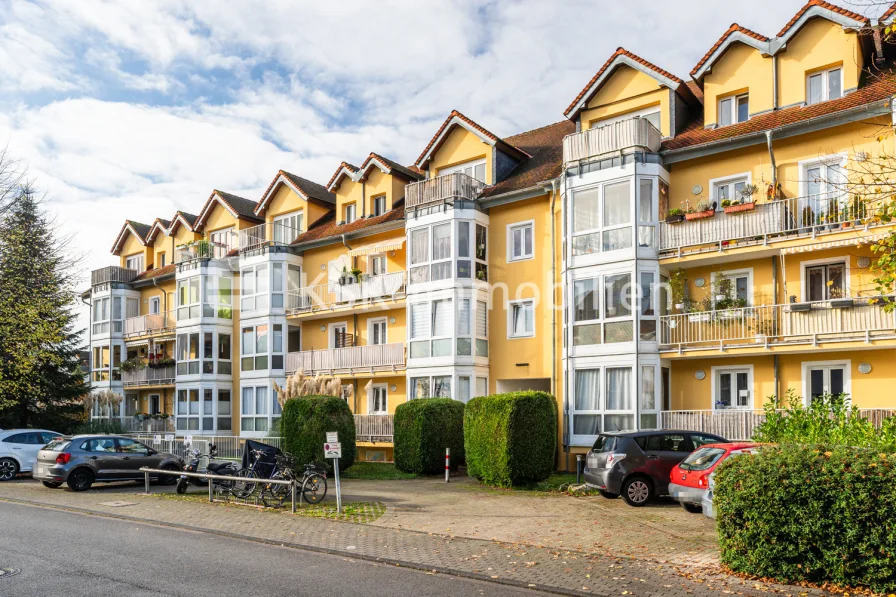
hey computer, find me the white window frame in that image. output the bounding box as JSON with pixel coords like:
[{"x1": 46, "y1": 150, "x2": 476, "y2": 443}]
[
  {"x1": 508, "y1": 299, "x2": 535, "y2": 339},
  {"x1": 801, "y1": 360, "x2": 851, "y2": 406},
  {"x1": 369, "y1": 253, "x2": 387, "y2": 276},
  {"x1": 149, "y1": 296, "x2": 161, "y2": 315},
  {"x1": 240, "y1": 264, "x2": 270, "y2": 313},
  {"x1": 328, "y1": 322, "x2": 348, "y2": 349},
  {"x1": 570, "y1": 179, "x2": 634, "y2": 257},
  {"x1": 368, "y1": 317, "x2": 387, "y2": 346},
  {"x1": 440, "y1": 158, "x2": 487, "y2": 184},
  {"x1": 148, "y1": 394, "x2": 161, "y2": 415},
  {"x1": 408, "y1": 375, "x2": 453, "y2": 399},
  {"x1": 125, "y1": 254, "x2": 144, "y2": 272},
  {"x1": 710, "y1": 172, "x2": 751, "y2": 205},
  {"x1": 717, "y1": 92, "x2": 749, "y2": 127},
  {"x1": 158, "y1": 252, "x2": 167, "y2": 267},
  {"x1": 590, "y1": 105, "x2": 661, "y2": 132},
  {"x1": 710, "y1": 268, "x2": 754, "y2": 308},
  {"x1": 506, "y1": 220, "x2": 534, "y2": 262},
  {"x1": 369, "y1": 384, "x2": 388, "y2": 414},
  {"x1": 800, "y1": 257, "x2": 850, "y2": 302},
  {"x1": 209, "y1": 227, "x2": 234, "y2": 257},
  {"x1": 431, "y1": 222, "x2": 452, "y2": 281},
  {"x1": 273, "y1": 211, "x2": 303, "y2": 245},
  {"x1": 344, "y1": 203, "x2": 356, "y2": 224},
  {"x1": 177, "y1": 277, "x2": 201, "y2": 320},
  {"x1": 372, "y1": 195, "x2": 387, "y2": 217},
  {"x1": 806, "y1": 66, "x2": 843, "y2": 105},
  {"x1": 240, "y1": 384, "x2": 273, "y2": 434},
  {"x1": 711, "y1": 365, "x2": 754, "y2": 410},
  {"x1": 177, "y1": 331, "x2": 201, "y2": 375},
  {"x1": 240, "y1": 323, "x2": 271, "y2": 372}
]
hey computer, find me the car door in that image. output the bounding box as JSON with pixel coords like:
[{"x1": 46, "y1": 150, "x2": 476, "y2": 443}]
[
  {"x1": 115, "y1": 438, "x2": 156, "y2": 479},
  {"x1": 80, "y1": 438, "x2": 121, "y2": 479},
  {"x1": 2, "y1": 433, "x2": 35, "y2": 472},
  {"x1": 642, "y1": 433, "x2": 691, "y2": 494}
]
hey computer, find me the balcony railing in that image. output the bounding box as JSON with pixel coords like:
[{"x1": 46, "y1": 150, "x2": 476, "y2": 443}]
[
  {"x1": 91, "y1": 266, "x2": 137, "y2": 286},
  {"x1": 660, "y1": 408, "x2": 896, "y2": 441},
  {"x1": 239, "y1": 221, "x2": 303, "y2": 253},
  {"x1": 124, "y1": 311, "x2": 176, "y2": 336},
  {"x1": 122, "y1": 365, "x2": 176, "y2": 387},
  {"x1": 288, "y1": 271, "x2": 406, "y2": 313},
  {"x1": 405, "y1": 172, "x2": 485, "y2": 211},
  {"x1": 659, "y1": 194, "x2": 881, "y2": 256},
  {"x1": 90, "y1": 415, "x2": 174, "y2": 433},
  {"x1": 563, "y1": 117, "x2": 662, "y2": 164},
  {"x1": 285, "y1": 342, "x2": 405, "y2": 375},
  {"x1": 659, "y1": 298, "x2": 896, "y2": 352},
  {"x1": 355, "y1": 414, "x2": 394, "y2": 443},
  {"x1": 175, "y1": 234, "x2": 237, "y2": 264}
]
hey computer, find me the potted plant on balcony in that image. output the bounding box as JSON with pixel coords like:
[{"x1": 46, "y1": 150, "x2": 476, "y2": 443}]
[
  {"x1": 829, "y1": 284, "x2": 853, "y2": 309},
  {"x1": 799, "y1": 206, "x2": 815, "y2": 233},
  {"x1": 766, "y1": 181, "x2": 784, "y2": 201},
  {"x1": 665, "y1": 208, "x2": 685, "y2": 224},
  {"x1": 752, "y1": 317, "x2": 774, "y2": 343},
  {"x1": 134, "y1": 412, "x2": 146, "y2": 422},
  {"x1": 120, "y1": 357, "x2": 145, "y2": 373},
  {"x1": 723, "y1": 184, "x2": 758, "y2": 214},
  {"x1": 685, "y1": 199, "x2": 715, "y2": 221},
  {"x1": 670, "y1": 269, "x2": 687, "y2": 311},
  {"x1": 338, "y1": 266, "x2": 351, "y2": 286},
  {"x1": 155, "y1": 356, "x2": 175, "y2": 369},
  {"x1": 351, "y1": 267, "x2": 363, "y2": 283}
]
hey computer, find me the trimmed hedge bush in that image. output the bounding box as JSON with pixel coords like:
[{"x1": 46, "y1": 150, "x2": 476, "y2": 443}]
[
  {"x1": 393, "y1": 398, "x2": 465, "y2": 475},
  {"x1": 464, "y1": 391, "x2": 557, "y2": 487},
  {"x1": 716, "y1": 445, "x2": 896, "y2": 593},
  {"x1": 281, "y1": 395, "x2": 356, "y2": 471}
]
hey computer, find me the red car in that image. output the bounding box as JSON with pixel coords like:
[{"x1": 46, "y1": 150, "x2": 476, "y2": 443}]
[{"x1": 668, "y1": 442, "x2": 758, "y2": 513}]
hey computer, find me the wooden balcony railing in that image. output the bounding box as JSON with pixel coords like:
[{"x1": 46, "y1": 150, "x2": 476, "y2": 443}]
[
  {"x1": 355, "y1": 414, "x2": 394, "y2": 442},
  {"x1": 563, "y1": 117, "x2": 662, "y2": 164},
  {"x1": 288, "y1": 271, "x2": 406, "y2": 313},
  {"x1": 122, "y1": 365, "x2": 176, "y2": 387},
  {"x1": 91, "y1": 266, "x2": 138, "y2": 286},
  {"x1": 239, "y1": 221, "x2": 303, "y2": 252},
  {"x1": 124, "y1": 311, "x2": 176, "y2": 336},
  {"x1": 659, "y1": 298, "x2": 896, "y2": 352},
  {"x1": 405, "y1": 172, "x2": 485, "y2": 211},
  {"x1": 285, "y1": 342, "x2": 405, "y2": 375}
]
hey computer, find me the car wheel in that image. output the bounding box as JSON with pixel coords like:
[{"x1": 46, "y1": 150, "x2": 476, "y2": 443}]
[
  {"x1": 0, "y1": 458, "x2": 18, "y2": 481},
  {"x1": 67, "y1": 469, "x2": 94, "y2": 492},
  {"x1": 681, "y1": 502, "x2": 703, "y2": 514},
  {"x1": 157, "y1": 464, "x2": 181, "y2": 486},
  {"x1": 621, "y1": 476, "x2": 654, "y2": 507},
  {"x1": 598, "y1": 489, "x2": 619, "y2": 499},
  {"x1": 41, "y1": 481, "x2": 63, "y2": 489}
]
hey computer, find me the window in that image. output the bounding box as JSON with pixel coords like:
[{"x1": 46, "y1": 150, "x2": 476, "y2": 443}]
[
  {"x1": 125, "y1": 254, "x2": 144, "y2": 272},
  {"x1": 441, "y1": 159, "x2": 486, "y2": 183},
  {"x1": 803, "y1": 159, "x2": 846, "y2": 229},
  {"x1": 507, "y1": 221, "x2": 534, "y2": 262},
  {"x1": 804, "y1": 362, "x2": 848, "y2": 404},
  {"x1": 806, "y1": 262, "x2": 845, "y2": 301},
  {"x1": 714, "y1": 366, "x2": 752, "y2": 409},
  {"x1": 344, "y1": 203, "x2": 356, "y2": 224},
  {"x1": 158, "y1": 253, "x2": 167, "y2": 267},
  {"x1": 604, "y1": 273, "x2": 632, "y2": 343},
  {"x1": 209, "y1": 228, "x2": 233, "y2": 257},
  {"x1": 571, "y1": 181, "x2": 632, "y2": 256},
  {"x1": 241, "y1": 324, "x2": 270, "y2": 372},
  {"x1": 637, "y1": 178, "x2": 655, "y2": 248},
  {"x1": 218, "y1": 333, "x2": 231, "y2": 374},
  {"x1": 476, "y1": 300, "x2": 488, "y2": 357},
  {"x1": 639, "y1": 272, "x2": 657, "y2": 342},
  {"x1": 369, "y1": 254, "x2": 386, "y2": 276},
  {"x1": 713, "y1": 176, "x2": 749, "y2": 204},
  {"x1": 370, "y1": 385, "x2": 388, "y2": 414},
  {"x1": 718, "y1": 93, "x2": 748, "y2": 126},
  {"x1": 410, "y1": 302, "x2": 430, "y2": 358},
  {"x1": 176, "y1": 388, "x2": 200, "y2": 430},
  {"x1": 369, "y1": 318, "x2": 387, "y2": 345},
  {"x1": 475, "y1": 377, "x2": 488, "y2": 398},
  {"x1": 572, "y1": 278, "x2": 600, "y2": 346},
  {"x1": 458, "y1": 376, "x2": 471, "y2": 403},
  {"x1": 92, "y1": 297, "x2": 109, "y2": 334},
  {"x1": 176, "y1": 332, "x2": 200, "y2": 375},
  {"x1": 372, "y1": 195, "x2": 386, "y2": 216},
  {"x1": 713, "y1": 269, "x2": 751, "y2": 308},
  {"x1": 149, "y1": 296, "x2": 160, "y2": 315},
  {"x1": 409, "y1": 227, "x2": 430, "y2": 284},
  {"x1": 148, "y1": 394, "x2": 161, "y2": 415},
  {"x1": 433, "y1": 376, "x2": 451, "y2": 397},
  {"x1": 410, "y1": 377, "x2": 430, "y2": 399},
  {"x1": 640, "y1": 365, "x2": 657, "y2": 429},
  {"x1": 217, "y1": 390, "x2": 232, "y2": 431},
  {"x1": 431, "y1": 223, "x2": 452, "y2": 281},
  {"x1": 475, "y1": 224, "x2": 488, "y2": 281},
  {"x1": 807, "y1": 67, "x2": 842, "y2": 105},
  {"x1": 203, "y1": 331, "x2": 214, "y2": 373},
  {"x1": 605, "y1": 367, "x2": 633, "y2": 431},
  {"x1": 644, "y1": 433, "x2": 690, "y2": 453},
  {"x1": 457, "y1": 221, "x2": 471, "y2": 278},
  {"x1": 241, "y1": 264, "x2": 269, "y2": 312},
  {"x1": 177, "y1": 277, "x2": 200, "y2": 320},
  {"x1": 457, "y1": 298, "x2": 471, "y2": 356},
  {"x1": 431, "y1": 298, "x2": 453, "y2": 356},
  {"x1": 273, "y1": 211, "x2": 303, "y2": 245},
  {"x1": 509, "y1": 300, "x2": 534, "y2": 338},
  {"x1": 573, "y1": 369, "x2": 601, "y2": 436},
  {"x1": 571, "y1": 366, "x2": 636, "y2": 442},
  {"x1": 241, "y1": 386, "x2": 269, "y2": 432}
]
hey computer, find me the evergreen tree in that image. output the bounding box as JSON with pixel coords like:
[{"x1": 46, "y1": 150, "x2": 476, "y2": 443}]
[{"x1": 0, "y1": 178, "x2": 87, "y2": 432}]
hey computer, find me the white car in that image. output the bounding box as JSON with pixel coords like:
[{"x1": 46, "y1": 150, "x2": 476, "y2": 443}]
[{"x1": 0, "y1": 429, "x2": 62, "y2": 481}]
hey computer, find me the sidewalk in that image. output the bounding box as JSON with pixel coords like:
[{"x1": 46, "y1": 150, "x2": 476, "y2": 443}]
[{"x1": 0, "y1": 477, "x2": 830, "y2": 597}]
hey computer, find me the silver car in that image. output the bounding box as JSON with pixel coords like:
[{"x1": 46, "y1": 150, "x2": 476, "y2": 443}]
[
  {"x1": 0, "y1": 429, "x2": 62, "y2": 481},
  {"x1": 34, "y1": 435, "x2": 183, "y2": 491}
]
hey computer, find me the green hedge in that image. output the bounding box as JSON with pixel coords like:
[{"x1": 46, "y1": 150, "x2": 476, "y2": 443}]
[
  {"x1": 281, "y1": 395, "x2": 356, "y2": 471},
  {"x1": 464, "y1": 391, "x2": 557, "y2": 487},
  {"x1": 393, "y1": 398, "x2": 465, "y2": 475},
  {"x1": 716, "y1": 445, "x2": 896, "y2": 593}
]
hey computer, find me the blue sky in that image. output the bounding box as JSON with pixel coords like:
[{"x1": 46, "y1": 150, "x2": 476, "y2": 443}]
[{"x1": 0, "y1": 0, "x2": 885, "y2": 290}]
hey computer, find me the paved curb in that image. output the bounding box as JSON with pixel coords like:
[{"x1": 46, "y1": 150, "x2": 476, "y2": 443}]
[{"x1": 0, "y1": 496, "x2": 604, "y2": 597}]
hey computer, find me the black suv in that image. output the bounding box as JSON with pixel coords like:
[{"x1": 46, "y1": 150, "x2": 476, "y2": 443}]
[{"x1": 583, "y1": 430, "x2": 727, "y2": 506}]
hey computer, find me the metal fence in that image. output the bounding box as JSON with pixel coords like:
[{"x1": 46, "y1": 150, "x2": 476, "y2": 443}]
[{"x1": 126, "y1": 434, "x2": 284, "y2": 460}]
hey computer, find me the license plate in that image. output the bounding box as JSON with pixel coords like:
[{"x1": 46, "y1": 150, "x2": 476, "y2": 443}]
[{"x1": 36, "y1": 465, "x2": 46, "y2": 476}]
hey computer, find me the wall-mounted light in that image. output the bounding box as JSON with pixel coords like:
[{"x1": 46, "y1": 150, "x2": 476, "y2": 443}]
[
  {"x1": 320, "y1": 264, "x2": 326, "y2": 271},
  {"x1": 858, "y1": 256, "x2": 871, "y2": 269},
  {"x1": 320, "y1": 325, "x2": 326, "y2": 332},
  {"x1": 389, "y1": 317, "x2": 396, "y2": 324},
  {"x1": 695, "y1": 370, "x2": 706, "y2": 380},
  {"x1": 390, "y1": 385, "x2": 397, "y2": 392},
  {"x1": 859, "y1": 362, "x2": 872, "y2": 374},
  {"x1": 694, "y1": 277, "x2": 705, "y2": 288}
]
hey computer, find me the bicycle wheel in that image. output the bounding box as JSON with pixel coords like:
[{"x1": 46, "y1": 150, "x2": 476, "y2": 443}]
[
  {"x1": 302, "y1": 473, "x2": 328, "y2": 504},
  {"x1": 231, "y1": 468, "x2": 258, "y2": 499},
  {"x1": 260, "y1": 473, "x2": 290, "y2": 508}
]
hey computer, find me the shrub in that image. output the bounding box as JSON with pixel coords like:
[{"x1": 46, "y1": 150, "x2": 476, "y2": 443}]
[
  {"x1": 76, "y1": 419, "x2": 127, "y2": 435},
  {"x1": 464, "y1": 391, "x2": 557, "y2": 487},
  {"x1": 715, "y1": 445, "x2": 896, "y2": 592},
  {"x1": 393, "y1": 398, "x2": 464, "y2": 475},
  {"x1": 281, "y1": 395, "x2": 356, "y2": 471}
]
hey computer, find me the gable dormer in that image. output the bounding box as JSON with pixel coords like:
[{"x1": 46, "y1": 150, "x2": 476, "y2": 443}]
[
  {"x1": 255, "y1": 170, "x2": 334, "y2": 236},
  {"x1": 355, "y1": 153, "x2": 423, "y2": 216},
  {"x1": 168, "y1": 211, "x2": 202, "y2": 259},
  {"x1": 144, "y1": 218, "x2": 172, "y2": 268},
  {"x1": 111, "y1": 220, "x2": 151, "y2": 272}
]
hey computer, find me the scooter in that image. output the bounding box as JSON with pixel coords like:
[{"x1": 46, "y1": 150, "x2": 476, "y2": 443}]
[{"x1": 175, "y1": 444, "x2": 238, "y2": 494}]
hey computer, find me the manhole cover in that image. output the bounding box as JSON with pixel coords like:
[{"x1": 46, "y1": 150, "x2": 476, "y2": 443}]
[
  {"x1": 0, "y1": 568, "x2": 21, "y2": 579},
  {"x1": 98, "y1": 501, "x2": 136, "y2": 508}
]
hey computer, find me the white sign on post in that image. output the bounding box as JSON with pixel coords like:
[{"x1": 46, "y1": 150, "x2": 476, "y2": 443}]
[
  {"x1": 152, "y1": 434, "x2": 161, "y2": 445},
  {"x1": 185, "y1": 435, "x2": 193, "y2": 447},
  {"x1": 324, "y1": 442, "x2": 342, "y2": 459},
  {"x1": 164, "y1": 434, "x2": 174, "y2": 442},
  {"x1": 326, "y1": 431, "x2": 339, "y2": 443},
  {"x1": 325, "y1": 441, "x2": 343, "y2": 514}
]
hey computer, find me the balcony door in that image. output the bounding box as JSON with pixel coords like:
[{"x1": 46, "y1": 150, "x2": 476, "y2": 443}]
[
  {"x1": 148, "y1": 394, "x2": 161, "y2": 415},
  {"x1": 804, "y1": 361, "x2": 849, "y2": 404},
  {"x1": 329, "y1": 323, "x2": 348, "y2": 349},
  {"x1": 806, "y1": 262, "x2": 845, "y2": 301},
  {"x1": 441, "y1": 159, "x2": 486, "y2": 183},
  {"x1": 713, "y1": 366, "x2": 752, "y2": 410}
]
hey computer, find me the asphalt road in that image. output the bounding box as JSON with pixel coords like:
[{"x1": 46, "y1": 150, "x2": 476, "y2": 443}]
[{"x1": 0, "y1": 502, "x2": 548, "y2": 597}]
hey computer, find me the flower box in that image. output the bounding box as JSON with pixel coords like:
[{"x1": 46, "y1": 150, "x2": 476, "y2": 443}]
[
  {"x1": 685, "y1": 209, "x2": 715, "y2": 221},
  {"x1": 789, "y1": 302, "x2": 812, "y2": 312},
  {"x1": 723, "y1": 202, "x2": 755, "y2": 214},
  {"x1": 665, "y1": 214, "x2": 685, "y2": 224},
  {"x1": 830, "y1": 298, "x2": 854, "y2": 309},
  {"x1": 687, "y1": 313, "x2": 712, "y2": 323}
]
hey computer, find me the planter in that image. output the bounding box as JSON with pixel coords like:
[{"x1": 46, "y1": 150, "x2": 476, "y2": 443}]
[
  {"x1": 685, "y1": 209, "x2": 715, "y2": 221},
  {"x1": 755, "y1": 334, "x2": 767, "y2": 343},
  {"x1": 665, "y1": 214, "x2": 685, "y2": 224},
  {"x1": 687, "y1": 313, "x2": 712, "y2": 323},
  {"x1": 789, "y1": 302, "x2": 812, "y2": 312},
  {"x1": 723, "y1": 202, "x2": 755, "y2": 215},
  {"x1": 831, "y1": 298, "x2": 854, "y2": 309},
  {"x1": 717, "y1": 309, "x2": 741, "y2": 320}
]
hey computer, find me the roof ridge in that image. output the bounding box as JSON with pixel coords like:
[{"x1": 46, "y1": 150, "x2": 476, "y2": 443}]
[
  {"x1": 691, "y1": 23, "x2": 770, "y2": 77},
  {"x1": 776, "y1": 0, "x2": 869, "y2": 37},
  {"x1": 504, "y1": 119, "x2": 571, "y2": 141}
]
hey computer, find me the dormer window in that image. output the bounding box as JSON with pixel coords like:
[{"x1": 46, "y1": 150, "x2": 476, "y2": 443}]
[
  {"x1": 441, "y1": 159, "x2": 486, "y2": 184},
  {"x1": 125, "y1": 254, "x2": 144, "y2": 272},
  {"x1": 718, "y1": 93, "x2": 748, "y2": 127},
  {"x1": 344, "y1": 203, "x2": 356, "y2": 224},
  {"x1": 807, "y1": 67, "x2": 841, "y2": 105},
  {"x1": 373, "y1": 195, "x2": 386, "y2": 216}
]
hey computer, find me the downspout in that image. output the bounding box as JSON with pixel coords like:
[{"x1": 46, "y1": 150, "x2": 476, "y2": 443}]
[
  {"x1": 82, "y1": 293, "x2": 92, "y2": 391},
  {"x1": 766, "y1": 130, "x2": 777, "y2": 189},
  {"x1": 633, "y1": 155, "x2": 640, "y2": 441},
  {"x1": 772, "y1": 54, "x2": 778, "y2": 110},
  {"x1": 772, "y1": 257, "x2": 779, "y2": 403},
  {"x1": 361, "y1": 181, "x2": 366, "y2": 218},
  {"x1": 548, "y1": 178, "x2": 559, "y2": 468}
]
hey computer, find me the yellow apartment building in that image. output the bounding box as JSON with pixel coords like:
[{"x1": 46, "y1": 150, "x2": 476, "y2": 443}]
[{"x1": 86, "y1": 0, "x2": 896, "y2": 467}]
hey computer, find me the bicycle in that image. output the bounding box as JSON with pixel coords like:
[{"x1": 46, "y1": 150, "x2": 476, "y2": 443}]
[
  {"x1": 260, "y1": 454, "x2": 328, "y2": 507},
  {"x1": 231, "y1": 448, "x2": 274, "y2": 499}
]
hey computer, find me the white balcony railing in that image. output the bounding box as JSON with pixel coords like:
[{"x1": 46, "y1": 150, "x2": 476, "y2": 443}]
[
  {"x1": 285, "y1": 342, "x2": 405, "y2": 375},
  {"x1": 405, "y1": 172, "x2": 485, "y2": 211},
  {"x1": 659, "y1": 194, "x2": 880, "y2": 255},
  {"x1": 124, "y1": 311, "x2": 176, "y2": 336},
  {"x1": 91, "y1": 266, "x2": 138, "y2": 286},
  {"x1": 122, "y1": 365, "x2": 176, "y2": 387},
  {"x1": 563, "y1": 117, "x2": 662, "y2": 164},
  {"x1": 288, "y1": 271, "x2": 406, "y2": 313},
  {"x1": 175, "y1": 233, "x2": 237, "y2": 264},
  {"x1": 239, "y1": 221, "x2": 303, "y2": 253},
  {"x1": 355, "y1": 414, "x2": 394, "y2": 442},
  {"x1": 659, "y1": 298, "x2": 896, "y2": 352}
]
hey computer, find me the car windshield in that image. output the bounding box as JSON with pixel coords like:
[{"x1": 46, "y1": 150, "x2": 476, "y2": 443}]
[
  {"x1": 591, "y1": 435, "x2": 616, "y2": 453},
  {"x1": 43, "y1": 439, "x2": 71, "y2": 452},
  {"x1": 679, "y1": 447, "x2": 727, "y2": 471}
]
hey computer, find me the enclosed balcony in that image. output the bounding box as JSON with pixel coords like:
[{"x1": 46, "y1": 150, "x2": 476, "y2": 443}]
[
  {"x1": 405, "y1": 172, "x2": 485, "y2": 211},
  {"x1": 285, "y1": 342, "x2": 405, "y2": 376},
  {"x1": 91, "y1": 266, "x2": 137, "y2": 286},
  {"x1": 354, "y1": 414, "x2": 394, "y2": 443},
  {"x1": 124, "y1": 311, "x2": 176, "y2": 337},
  {"x1": 287, "y1": 271, "x2": 406, "y2": 314},
  {"x1": 239, "y1": 221, "x2": 303, "y2": 253},
  {"x1": 563, "y1": 117, "x2": 662, "y2": 165},
  {"x1": 121, "y1": 365, "x2": 176, "y2": 387}
]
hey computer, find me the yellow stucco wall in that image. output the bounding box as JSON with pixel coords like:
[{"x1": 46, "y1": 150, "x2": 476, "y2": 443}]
[
  {"x1": 202, "y1": 202, "x2": 239, "y2": 235},
  {"x1": 578, "y1": 65, "x2": 669, "y2": 136},
  {"x1": 430, "y1": 126, "x2": 493, "y2": 183},
  {"x1": 703, "y1": 42, "x2": 774, "y2": 126},
  {"x1": 137, "y1": 280, "x2": 176, "y2": 316},
  {"x1": 333, "y1": 177, "x2": 364, "y2": 222},
  {"x1": 364, "y1": 167, "x2": 391, "y2": 215},
  {"x1": 119, "y1": 233, "x2": 148, "y2": 270},
  {"x1": 777, "y1": 18, "x2": 862, "y2": 108},
  {"x1": 170, "y1": 222, "x2": 200, "y2": 252}
]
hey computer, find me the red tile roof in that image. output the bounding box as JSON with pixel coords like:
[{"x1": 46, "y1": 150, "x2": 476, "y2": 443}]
[
  {"x1": 564, "y1": 47, "x2": 683, "y2": 118},
  {"x1": 882, "y1": 2, "x2": 896, "y2": 21},
  {"x1": 361, "y1": 152, "x2": 424, "y2": 182},
  {"x1": 133, "y1": 263, "x2": 176, "y2": 282},
  {"x1": 480, "y1": 121, "x2": 574, "y2": 198},
  {"x1": 290, "y1": 202, "x2": 405, "y2": 246},
  {"x1": 414, "y1": 110, "x2": 527, "y2": 168},
  {"x1": 691, "y1": 24, "x2": 770, "y2": 77},
  {"x1": 685, "y1": 80, "x2": 704, "y2": 104},
  {"x1": 777, "y1": 0, "x2": 868, "y2": 37},
  {"x1": 325, "y1": 161, "x2": 359, "y2": 190}
]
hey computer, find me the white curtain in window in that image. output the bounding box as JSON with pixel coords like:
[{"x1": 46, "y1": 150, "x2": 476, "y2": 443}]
[
  {"x1": 476, "y1": 301, "x2": 488, "y2": 337},
  {"x1": 638, "y1": 179, "x2": 654, "y2": 222},
  {"x1": 640, "y1": 366, "x2": 656, "y2": 410},
  {"x1": 432, "y1": 299, "x2": 452, "y2": 337},
  {"x1": 457, "y1": 299, "x2": 471, "y2": 335},
  {"x1": 574, "y1": 369, "x2": 600, "y2": 411},
  {"x1": 410, "y1": 228, "x2": 429, "y2": 264},
  {"x1": 458, "y1": 376, "x2": 471, "y2": 403},
  {"x1": 573, "y1": 188, "x2": 599, "y2": 233},
  {"x1": 603, "y1": 181, "x2": 630, "y2": 227},
  {"x1": 411, "y1": 303, "x2": 430, "y2": 339},
  {"x1": 606, "y1": 368, "x2": 632, "y2": 411},
  {"x1": 432, "y1": 224, "x2": 451, "y2": 260}
]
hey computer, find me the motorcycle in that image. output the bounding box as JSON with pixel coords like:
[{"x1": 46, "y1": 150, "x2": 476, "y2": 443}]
[{"x1": 175, "y1": 444, "x2": 238, "y2": 495}]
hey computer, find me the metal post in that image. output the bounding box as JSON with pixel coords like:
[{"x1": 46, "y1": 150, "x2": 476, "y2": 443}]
[
  {"x1": 333, "y1": 458, "x2": 342, "y2": 514},
  {"x1": 291, "y1": 479, "x2": 297, "y2": 513},
  {"x1": 144, "y1": 471, "x2": 150, "y2": 494},
  {"x1": 445, "y1": 448, "x2": 450, "y2": 483},
  {"x1": 208, "y1": 477, "x2": 213, "y2": 503},
  {"x1": 576, "y1": 454, "x2": 583, "y2": 484}
]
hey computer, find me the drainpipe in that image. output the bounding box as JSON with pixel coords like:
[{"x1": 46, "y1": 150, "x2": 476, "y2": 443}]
[
  {"x1": 361, "y1": 181, "x2": 366, "y2": 218},
  {"x1": 342, "y1": 234, "x2": 354, "y2": 269},
  {"x1": 765, "y1": 130, "x2": 777, "y2": 188},
  {"x1": 547, "y1": 178, "x2": 560, "y2": 467},
  {"x1": 771, "y1": 255, "x2": 778, "y2": 336},
  {"x1": 772, "y1": 54, "x2": 778, "y2": 110},
  {"x1": 773, "y1": 354, "x2": 780, "y2": 403},
  {"x1": 82, "y1": 293, "x2": 92, "y2": 389}
]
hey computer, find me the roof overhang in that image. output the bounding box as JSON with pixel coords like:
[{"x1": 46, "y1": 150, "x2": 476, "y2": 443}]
[
  {"x1": 291, "y1": 220, "x2": 405, "y2": 251},
  {"x1": 111, "y1": 221, "x2": 147, "y2": 255},
  {"x1": 168, "y1": 212, "x2": 195, "y2": 234},
  {"x1": 693, "y1": 32, "x2": 772, "y2": 80},
  {"x1": 326, "y1": 165, "x2": 360, "y2": 192},
  {"x1": 144, "y1": 220, "x2": 170, "y2": 244},
  {"x1": 777, "y1": 4, "x2": 868, "y2": 44},
  {"x1": 256, "y1": 172, "x2": 313, "y2": 215},
  {"x1": 195, "y1": 191, "x2": 241, "y2": 229},
  {"x1": 358, "y1": 156, "x2": 393, "y2": 180},
  {"x1": 416, "y1": 115, "x2": 498, "y2": 169},
  {"x1": 346, "y1": 236, "x2": 406, "y2": 257}
]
